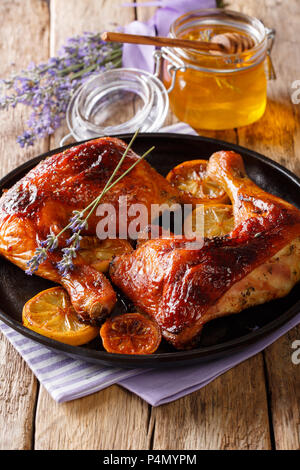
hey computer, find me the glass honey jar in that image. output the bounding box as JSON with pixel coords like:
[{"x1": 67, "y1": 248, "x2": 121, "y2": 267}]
[{"x1": 155, "y1": 9, "x2": 275, "y2": 131}]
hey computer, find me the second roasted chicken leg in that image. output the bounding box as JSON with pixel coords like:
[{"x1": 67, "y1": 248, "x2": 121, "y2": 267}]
[{"x1": 110, "y1": 151, "x2": 300, "y2": 349}]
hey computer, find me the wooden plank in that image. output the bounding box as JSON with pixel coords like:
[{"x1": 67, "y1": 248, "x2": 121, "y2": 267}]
[
  {"x1": 151, "y1": 356, "x2": 271, "y2": 450},
  {"x1": 229, "y1": 0, "x2": 300, "y2": 450},
  {"x1": 35, "y1": 385, "x2": 151, "y2": 450},
  {"x1": 0, "y1": 332, "x2": 38, "y2": 450},
  {"x1": 34, "y1": 0, "x2": 152, "y2": 451},
  {"x1": 264, "y1": 326, "x2": 300, "y2": 450},
  {"x1": 230, "y1": 0, "x2": 300, "y2": 173},
  {"x1": 0, "y1": 0, "x2": 50, "y2": 450},
  {"x1": 0, "y1": 0, "x2": 50, "y2": 176},
  {"x1": 135, "y1": 1, "x2": 157, "y2": 23}
]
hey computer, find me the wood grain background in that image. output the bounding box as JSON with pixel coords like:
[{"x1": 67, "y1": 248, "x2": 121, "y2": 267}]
[{"x1": 0, "y1": 0, "x2": 299, "y2": 450}]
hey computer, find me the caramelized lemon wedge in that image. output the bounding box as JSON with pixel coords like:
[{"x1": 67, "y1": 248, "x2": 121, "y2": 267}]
[
  {"x1": 22, "y1": 287, "x2": 99, "y2": 345},
  {"x1": 78, "y1": 237, "x2": 133, "y2": 272},
  {"x1": 186, "y1": 204, "x2": 235, "y2": 238},
  {"x1": 166, "y1": 159, "x2": 229, "y2": 205}
]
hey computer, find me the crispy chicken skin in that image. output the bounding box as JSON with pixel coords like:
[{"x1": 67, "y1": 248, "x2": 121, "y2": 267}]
[
  {"x1": 110, "y1": 151, "x2": 300, "y2": 349},
  {"x1": 0, "y1": 137, "x2": 179, "y2": 324}
]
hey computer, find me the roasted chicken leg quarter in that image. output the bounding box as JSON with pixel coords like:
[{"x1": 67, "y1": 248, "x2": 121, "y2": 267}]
[
  {"x1": 110, "y1": 151, "x2": 300, "y2": 349},
  {"x1": 0, "y1": 137, "x2": 180, "y2": 324}
]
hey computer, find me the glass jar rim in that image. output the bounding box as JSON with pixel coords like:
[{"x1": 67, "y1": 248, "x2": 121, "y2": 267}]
[
  {"x1": 168, "y1": 8, "x2": 268, "y2": 68},
  {"x1": 65, "y1": 68, "x2": 169, "y2": 141}
]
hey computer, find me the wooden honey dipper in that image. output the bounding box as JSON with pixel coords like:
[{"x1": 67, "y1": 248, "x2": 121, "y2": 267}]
[
  {"x1": 101, "y1": 31, "x2": 255, "y2": 54},
  {"x1": 211, "y1": 32, "x2": 255, "y2": 53}
]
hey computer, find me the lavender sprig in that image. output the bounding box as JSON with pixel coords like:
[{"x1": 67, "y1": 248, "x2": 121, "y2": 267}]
[
  {"x1": 69, "y1": 211, "x2": 89, "y2": 233},
  {"x1": 66, "y1": 232, "x2": 83, "y2": 250},
  {"x1": 0, "y1": 32, "x2": 122, "y2": 147},
  {"x1": 25, "y1": 231, "x2": 58, "y2": 275},
  {"x1": 41, "y1": 231, "x2": 59, "y2": 251},
  {"x1": 54, "y1": 130, "x2": 154, "y2": 275},
  {"x1": 25, "y1": 247, "x2": 48, "y2": 276},
  {"x1": 26, "y1": 131, "x2": 155, "y2": 276},
  {"x1": 57, "y1": 247, "x2": 78, "y2": 277},
  {"x1": 56, "y1": 233, "x2": 83, "y2": 277}
]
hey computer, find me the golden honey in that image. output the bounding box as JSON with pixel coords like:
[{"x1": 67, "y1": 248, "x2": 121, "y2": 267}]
[{"x1": 162, "y1": 10, "x2": 274, "y2": 131}]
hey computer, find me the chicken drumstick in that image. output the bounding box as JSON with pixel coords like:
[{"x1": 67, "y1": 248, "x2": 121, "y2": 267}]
[
  {"x1": 0, "y1": 137, "x2": 179, "y2": 324},
  {"x1": 110, "y1": 151, "x2": 300, "y2": 349}
]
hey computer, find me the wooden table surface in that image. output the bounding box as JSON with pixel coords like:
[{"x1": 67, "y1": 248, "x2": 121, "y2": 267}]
[{"x1": 0, "y1": 0, "x2": 299, "y2": 451}]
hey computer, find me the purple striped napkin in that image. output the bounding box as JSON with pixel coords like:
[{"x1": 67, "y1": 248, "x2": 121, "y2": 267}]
[
  {"x1": 0, "y1": 321, "x2": 145, "y2": 402},
  {"x1": 0, "y1": 122, "x2": 299, "y2": 405}
]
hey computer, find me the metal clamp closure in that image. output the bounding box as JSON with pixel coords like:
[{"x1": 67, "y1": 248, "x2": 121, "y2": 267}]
[
  {"x1": 153, "y1": 49, "x2": 186, "y2": 94},
  {"x1": 265, "y1": 27, "x2": 276, "y2": 80}
]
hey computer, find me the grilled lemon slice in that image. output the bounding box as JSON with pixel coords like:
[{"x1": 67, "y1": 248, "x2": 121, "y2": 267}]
[
  {"x1": 79, "y1": 237, "x2": 133, "y2": 272},
  {"x1": 22, "y1": 287, "x2": 99, "y2": 345},
  {"x1": 186, "y1": 204, "x2": 235, "y2": 238},
  {"x1": 166, "y1": 159, "x2": 229, "y2": 205},
  {"x1": 100, "y1": 313, "x2": 161, "y2": 355}
]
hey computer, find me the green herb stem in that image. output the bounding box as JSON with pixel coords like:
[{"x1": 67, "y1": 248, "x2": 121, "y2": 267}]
[{"x1": 85, "y1": 144, "x2": 155, "y2": 222}]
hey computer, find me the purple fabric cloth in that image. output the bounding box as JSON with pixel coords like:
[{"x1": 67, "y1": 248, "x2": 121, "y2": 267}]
[
  {"x1": 123, "y1": 0, "x2": 216, "y2": 72},
  {"x1": 0, "y1": 120, "x2": 299, "y2": 405}
]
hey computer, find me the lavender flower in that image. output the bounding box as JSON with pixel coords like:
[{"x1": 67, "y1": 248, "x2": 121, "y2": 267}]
[
  {"x1": 57, "y1": 247, "x2": 78, "y2": 277},
  {"x1": 25, "y1": 210, "x2": 88, "y2": 276},
  {"x1": 66, "y1": 232, "x2": 83, "y2": 250},
  {"x1": 25, "y1": 247, "x2": 48, "y2": 275},
  {"x1": 25, "y1": 212, "x2": 86, "y2": 276},
  {"x1": 25, "y1": 231, "x2": 59, "y2": 275},
  {"x1": 69, "y1": 211, "x2": 89, "y2": 233},
  {"x1": 56, "y1": 216, "x2": 87, "y2": 275},
  {"x1": 0, "y1": 32, "x2": 122, "y2": 147},
  {"x1": 41, "y1": 231, "x2": 59, "y2": 251}
]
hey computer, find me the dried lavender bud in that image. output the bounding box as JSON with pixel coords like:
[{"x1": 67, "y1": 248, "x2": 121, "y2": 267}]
[{"x1": 25, "y1": 247, "x2": 48, "y2": 275}]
